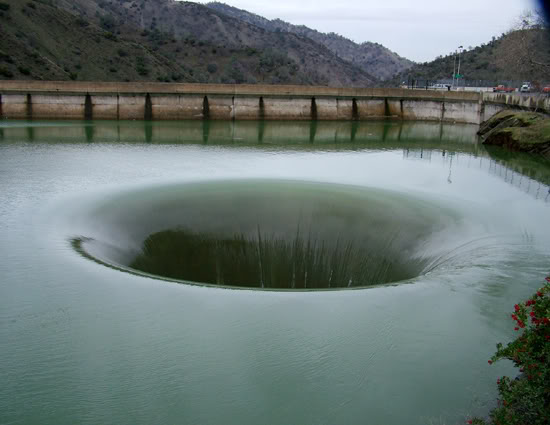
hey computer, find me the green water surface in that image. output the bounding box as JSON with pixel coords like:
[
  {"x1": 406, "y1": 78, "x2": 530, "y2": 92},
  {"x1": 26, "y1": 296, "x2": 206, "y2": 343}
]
[{"x1": 0, "y1": 119, "x2": 549, "y2": 425}]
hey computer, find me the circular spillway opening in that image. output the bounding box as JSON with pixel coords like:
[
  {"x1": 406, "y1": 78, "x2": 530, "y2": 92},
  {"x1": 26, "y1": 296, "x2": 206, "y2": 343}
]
[{"x1": 73, "y1": 180, "x2": 460, "y2": 289}]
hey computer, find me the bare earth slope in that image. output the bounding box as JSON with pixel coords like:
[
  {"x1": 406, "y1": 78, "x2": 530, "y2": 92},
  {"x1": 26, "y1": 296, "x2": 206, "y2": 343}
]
[
  {"x1": 206, "y1": 1, "x2": 414, "y2": 81},
  {"x1": 0, "y1": 0, "x2": 377, "y2": 87},
  {"x1": 0, "y1": 0, "x2": 195, "y2": 82}
]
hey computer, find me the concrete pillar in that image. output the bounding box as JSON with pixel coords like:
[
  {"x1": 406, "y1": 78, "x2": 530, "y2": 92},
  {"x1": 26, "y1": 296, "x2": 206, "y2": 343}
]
[
  {"x1": 352, "y1": 98, "x2": 358, "y2": 120},
  {"x1": 311, "y1": 97, "x2": 317, "y2": 120},
  {"x1": 259, "y1": 97, "x2": 265, "y2": 120},
  {"x1": 26, "y1": 93, "x2": 32, "y2": 120},
  {"x1": 202, "y1": 96, "x2": 209, "y2": 120},
  {"x1": 145, "y1": 93, "x2": 153, "y2": 121},
  {"x1": 84, "y1": 94, "x2": 93, "y2": 120}
]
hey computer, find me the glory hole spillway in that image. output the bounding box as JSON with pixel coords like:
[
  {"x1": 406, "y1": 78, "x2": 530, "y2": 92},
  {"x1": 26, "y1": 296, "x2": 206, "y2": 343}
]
[
  {"x1": 73, "y1": 180, "x2": 465, "y2": 289},
  {"x1": 1, "y1": 85, "x2": 550, "y2": 425}
]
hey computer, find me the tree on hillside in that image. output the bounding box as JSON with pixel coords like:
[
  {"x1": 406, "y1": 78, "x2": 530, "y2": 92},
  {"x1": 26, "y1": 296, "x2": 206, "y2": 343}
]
[{"x1": 496, "y1": 10, "x2": 550, "y2": 83}]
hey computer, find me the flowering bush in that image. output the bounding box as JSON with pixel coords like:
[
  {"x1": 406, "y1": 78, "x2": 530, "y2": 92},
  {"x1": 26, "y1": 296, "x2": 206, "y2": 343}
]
[{"x1": 468, "y1": 277, "x2": 550, "y2": 425}]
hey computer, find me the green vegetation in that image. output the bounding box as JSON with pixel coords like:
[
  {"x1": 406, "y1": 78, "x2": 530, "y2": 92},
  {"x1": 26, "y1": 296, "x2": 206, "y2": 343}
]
[
  {"x1": 17, "y1": 66, "x2": 30, "y2": 75},
  {"x1": 206, "y1": 63, "x2": 218, "y2": 74},
  {"x1": 0, "y1": 0, "x2": 375, "y2": 86},
  {"x1": 135, "y1": 56, "x2": 149, "y2": 76},
  {"x1": 2, "y1": 0, "x2": 546, "y2": 87},
  {"x1": 468, "y1": 278, "x2": 550, "y2": 425},
  {"x1": 0, "y1": 66, "x2": 14, "y2": 78},
  {"x1": 389, "y1": 25, "x2": 550, "y2": 87}
]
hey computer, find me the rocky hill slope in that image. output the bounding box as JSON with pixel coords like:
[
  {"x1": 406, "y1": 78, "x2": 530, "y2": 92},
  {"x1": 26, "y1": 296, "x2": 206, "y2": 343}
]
[
  {"x1": 206, "y1": 2, "x2": 414, "y2": 81},
  {"x1": 0, "y1": 0, "x2": 376, "y2": 86},
  {"x1": 479, "y1": 110, "x2": 550, "y2": 158}
]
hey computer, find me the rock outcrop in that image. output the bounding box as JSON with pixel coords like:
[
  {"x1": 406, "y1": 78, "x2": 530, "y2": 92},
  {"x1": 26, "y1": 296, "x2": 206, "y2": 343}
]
[{"x1": 479, "y1": 110, "x2": 550, "y2": 158}]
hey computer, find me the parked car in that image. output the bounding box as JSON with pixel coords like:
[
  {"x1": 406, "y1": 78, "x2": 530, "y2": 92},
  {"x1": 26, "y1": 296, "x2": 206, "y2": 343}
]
[
  {"x1": 543, "y1": 86, "x2": 550, "y2": 94},
  {"x1": 429, "y1": 83, "x2": 451, "y2": 91},
  {"x1": 520, "y1": 82, "x2": 532, "y2": 93},
  {"x1": 493, "y1": 85, "x2": 515, "y2": 93}
]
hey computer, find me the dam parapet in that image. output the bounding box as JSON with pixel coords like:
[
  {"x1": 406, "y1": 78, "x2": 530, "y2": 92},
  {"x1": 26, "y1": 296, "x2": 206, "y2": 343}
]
[{"x1": 0, "y1": 81, "x2": 548, "y2": 124}]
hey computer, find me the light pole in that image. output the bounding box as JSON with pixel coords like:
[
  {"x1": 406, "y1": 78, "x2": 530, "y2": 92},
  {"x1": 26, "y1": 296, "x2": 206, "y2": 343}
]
[
  {"x1": 456, "y1": 45, "x2": 463, "y2": 90},
  {"x1": 452, "y1": 52, "x2": 457, "y2": 89}
]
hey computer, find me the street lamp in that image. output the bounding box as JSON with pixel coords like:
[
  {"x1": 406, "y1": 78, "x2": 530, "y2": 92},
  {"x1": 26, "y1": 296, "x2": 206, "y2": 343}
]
[
  {"x1": 452, "y1": 53, "x2": 457, "y2": 89},
  {"x1": 452, "y1": 46, "x2": 464, "y2": 90},
  {"x1": 456, "y1": 46, "x2": 464, "y2": 90}
]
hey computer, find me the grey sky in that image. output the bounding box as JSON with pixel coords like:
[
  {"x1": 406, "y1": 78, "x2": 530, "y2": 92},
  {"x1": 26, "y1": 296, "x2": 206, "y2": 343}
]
[{"x1": 195, "y1": 0, "x2": 538, "y2": 62}]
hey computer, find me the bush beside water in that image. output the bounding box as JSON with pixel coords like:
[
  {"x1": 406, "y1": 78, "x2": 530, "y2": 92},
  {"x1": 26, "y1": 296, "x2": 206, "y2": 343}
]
[{"x1": 469, "y1": 278, "x2": 550, "y2": 425}]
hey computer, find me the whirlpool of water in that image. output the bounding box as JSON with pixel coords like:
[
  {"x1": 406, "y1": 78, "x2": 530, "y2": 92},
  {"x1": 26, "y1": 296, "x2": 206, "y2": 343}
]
[{"x1": 73, "y1": 180, "x2": 466, "y2": 289}]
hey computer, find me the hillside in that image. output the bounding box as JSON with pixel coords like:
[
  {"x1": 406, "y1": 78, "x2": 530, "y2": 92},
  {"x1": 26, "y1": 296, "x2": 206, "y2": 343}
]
[
  {"x1": 388, "y1": 28, "x2": 550, "y2": 87},
  {"x1": 0, "y1": 0, "x2": 376, "y2": 87},
  {"x1": 206, "y1": 2, "x2": 414, "y2": 81},
  {"x1": 0, "y1": 0, "x2": 195, "y2": 82}
]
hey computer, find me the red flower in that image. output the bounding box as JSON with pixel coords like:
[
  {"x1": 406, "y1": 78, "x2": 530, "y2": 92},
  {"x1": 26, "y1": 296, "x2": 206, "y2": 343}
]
[
  {"x1": 545, "y1": 276, "x2": 550, "y2": 282},
  {"x1": 537, "y1": 291, "x2": 543, "y2": 297},
  {"x1": 488, "y1": 360, "x2": 493, "y2": 365},
  {"x1": 467, "y1": 421, "x2": 473, "y2": 425},
  {"x1": 514, "y1": 327, "x2": 519, "y2": 331},
  {"x1": 514, "y1": 304, "x2": 520, "y2": 311}
]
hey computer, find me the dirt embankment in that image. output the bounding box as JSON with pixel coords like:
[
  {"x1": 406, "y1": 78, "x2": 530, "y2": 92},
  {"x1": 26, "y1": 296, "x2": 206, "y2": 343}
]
[{"x1": 478, "y1": 110, "x2": 550, "y2": 158}]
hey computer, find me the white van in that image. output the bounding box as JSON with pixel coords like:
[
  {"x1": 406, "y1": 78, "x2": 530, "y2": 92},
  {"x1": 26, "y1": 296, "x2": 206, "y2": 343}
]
[
  {"x1": 520, "y1": 83, "x2": 531, "y2": 93},
  {"x1": 430, "y1": 84, "x2": 450, "y2": 91}
]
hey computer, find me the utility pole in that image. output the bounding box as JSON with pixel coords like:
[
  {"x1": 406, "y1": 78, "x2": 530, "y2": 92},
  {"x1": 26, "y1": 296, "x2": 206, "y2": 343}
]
[
  {"x1": 452, "y1": 51, "x2": 457, "y2": 89},
  {"x1": 457, "y1": 45, "x2": 463, "y2": 90}
]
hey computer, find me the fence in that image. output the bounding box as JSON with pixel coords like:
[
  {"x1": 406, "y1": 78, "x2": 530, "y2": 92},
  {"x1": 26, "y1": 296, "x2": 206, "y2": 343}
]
[{"x1": 403, "y1": 77, "x2": 550, "y2": 91}]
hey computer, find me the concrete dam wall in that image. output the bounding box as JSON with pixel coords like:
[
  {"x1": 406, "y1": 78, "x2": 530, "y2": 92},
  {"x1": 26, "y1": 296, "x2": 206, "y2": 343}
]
[{"x1": 0, "y1": 81, "x2": 548, "y2": 124}]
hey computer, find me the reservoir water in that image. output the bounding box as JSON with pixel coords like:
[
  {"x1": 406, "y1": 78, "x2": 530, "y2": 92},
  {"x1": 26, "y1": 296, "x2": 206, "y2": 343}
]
[{"x1": 1, "y1": 119, "x2": 549, "y2": 425}]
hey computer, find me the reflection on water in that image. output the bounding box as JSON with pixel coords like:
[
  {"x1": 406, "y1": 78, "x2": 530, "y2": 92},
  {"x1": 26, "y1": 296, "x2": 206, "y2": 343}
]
[
  {"x1": 1, "y1": 119, "x2": 548, "y2": 202},
  {"x1": 0, "y1": 119, "x2": 480, "y2": 148},
  {"x1": 403, "y1": 149, "x2": 550, "y2": 203}
]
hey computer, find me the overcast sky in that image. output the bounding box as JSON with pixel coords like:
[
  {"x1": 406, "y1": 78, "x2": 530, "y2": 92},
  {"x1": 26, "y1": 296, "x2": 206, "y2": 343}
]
[{"x1": 195, "y1": 0, "x2": 539, "y2": 62}]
